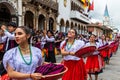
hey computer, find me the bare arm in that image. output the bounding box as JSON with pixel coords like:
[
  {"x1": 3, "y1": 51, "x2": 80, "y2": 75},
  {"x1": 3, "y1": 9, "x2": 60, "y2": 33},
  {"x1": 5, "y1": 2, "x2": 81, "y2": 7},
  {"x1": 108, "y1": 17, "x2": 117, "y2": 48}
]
[
  {"x1": 7, "y1": 63, "x2": 45, "y2": 79},
  {"x1": 60, "y1": 48, "x2": 69, "y2": 56}
]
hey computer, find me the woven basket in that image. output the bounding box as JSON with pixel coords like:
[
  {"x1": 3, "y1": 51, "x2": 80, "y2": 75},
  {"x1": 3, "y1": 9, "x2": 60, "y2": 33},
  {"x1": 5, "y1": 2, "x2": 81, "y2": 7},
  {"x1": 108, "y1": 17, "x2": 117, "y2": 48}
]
[
  {"x1": 98, "y1": 44, "x2": 109, "y2": 51},
  {"x1": 75, "y1": 46, "x2": 96, "y2": 57},
  {"x1": 40, "y1": 66, "x2": 68, "y2": 80}
]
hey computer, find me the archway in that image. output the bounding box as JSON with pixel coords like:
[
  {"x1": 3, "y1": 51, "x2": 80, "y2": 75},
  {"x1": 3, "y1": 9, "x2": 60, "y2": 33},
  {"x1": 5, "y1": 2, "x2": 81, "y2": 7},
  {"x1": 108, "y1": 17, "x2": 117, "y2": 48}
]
[
  {"x1": 71, "y1": 22, "x2": 74, "y2": 28},
  {"x1": 78, "y1": 24, "x2": 80, "y2": 34},
  {"x1": 38, "y1": 14, "x2": 45, "y2": 30},
  {"x1": 75, "y1": 23, "x2": 77, "y2": 29},
  {"x1": 66, "y1": 20, "x2": 69, "y2": 32},
  {"x1": 24, "y1": 11, "x2": 34, "y2": 28},
  {"x1": 49, "y1": 17, "x2": 54, "y2": 31},
  {"x1": 81, "y1": 25, "x2": 83, "y2": 34},
  {"x1": 0, "y1": 2, "x2": 17, "y2": 25},
  {"x1": 60, "y1": 19, "x2": 65, "y2": 32}
]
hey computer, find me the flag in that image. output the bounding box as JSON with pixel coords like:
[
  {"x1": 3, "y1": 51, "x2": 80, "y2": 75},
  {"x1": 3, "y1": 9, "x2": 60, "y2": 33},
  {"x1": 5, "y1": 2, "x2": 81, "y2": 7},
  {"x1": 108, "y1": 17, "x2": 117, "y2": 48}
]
[
  {"x1": 88, "y1": 0, "x2": 94, "y2": 11},
  {"x1": 83, "y1": 0, "x2": 89, "y2": 8},
  {"x1": 81, "y1": 0, "x2": 86, "y2": 4},
  {"x1": 88, "y1": 0, "x2": 90, "y2": 3}
]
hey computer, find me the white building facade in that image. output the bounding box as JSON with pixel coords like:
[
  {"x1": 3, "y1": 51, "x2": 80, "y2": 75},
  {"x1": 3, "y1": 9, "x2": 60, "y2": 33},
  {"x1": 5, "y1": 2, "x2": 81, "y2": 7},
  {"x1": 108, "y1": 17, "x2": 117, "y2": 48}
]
[{"x1": 57, "y1": 0, "x2": 91, "y2": 34}]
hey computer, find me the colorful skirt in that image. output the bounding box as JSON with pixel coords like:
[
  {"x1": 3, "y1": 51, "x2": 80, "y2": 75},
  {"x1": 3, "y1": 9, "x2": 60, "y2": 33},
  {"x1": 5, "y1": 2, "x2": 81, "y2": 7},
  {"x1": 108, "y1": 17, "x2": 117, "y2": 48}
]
[
  {"x1": 62, "y1": 59, "x2": 87, "y2": 80},
  {"x1": 86, "y1": 55, "x2": 103, "y2": 74},
  {"x1": 100, "y1": 50, "x2": 108, "y2": 58}
]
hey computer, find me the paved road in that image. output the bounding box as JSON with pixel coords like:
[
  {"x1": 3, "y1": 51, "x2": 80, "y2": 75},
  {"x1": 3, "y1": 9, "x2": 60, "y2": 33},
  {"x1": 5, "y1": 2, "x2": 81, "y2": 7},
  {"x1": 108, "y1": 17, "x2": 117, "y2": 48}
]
[
  {"x1": 97, "y1": 47, "x2": 120, "y2": 80},
  {"x1": 55, "y1": 47, "x2": 120, "y2": 80}
]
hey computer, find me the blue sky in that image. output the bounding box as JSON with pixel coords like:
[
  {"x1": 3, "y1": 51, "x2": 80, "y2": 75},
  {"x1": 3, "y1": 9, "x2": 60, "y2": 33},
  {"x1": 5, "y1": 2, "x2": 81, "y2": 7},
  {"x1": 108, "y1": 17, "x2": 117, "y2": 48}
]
[{"x1": 89, "y1": 0, "x2": 120, "y2": 31}]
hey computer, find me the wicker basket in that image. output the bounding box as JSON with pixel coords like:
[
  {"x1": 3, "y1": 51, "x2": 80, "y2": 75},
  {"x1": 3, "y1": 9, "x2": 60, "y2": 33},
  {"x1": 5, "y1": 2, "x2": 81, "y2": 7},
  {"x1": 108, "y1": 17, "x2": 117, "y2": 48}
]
[
  {"x1": 75, "y1": 46, "x2": 96, "y2": 57},
  {"x1": 98, "y1": 44, "x2": 109, "y2": 51},
  {"x1": 40, "y1": 66, "x2": 68, "y2": 80}
]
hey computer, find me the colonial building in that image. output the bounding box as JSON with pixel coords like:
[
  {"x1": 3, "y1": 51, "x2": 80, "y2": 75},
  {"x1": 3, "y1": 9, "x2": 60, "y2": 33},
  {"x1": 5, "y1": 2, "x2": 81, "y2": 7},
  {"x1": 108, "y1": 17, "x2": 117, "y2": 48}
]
[
  {"x1": 0, "y1": 0, "x2": 58, "y2": 31},
  {"x1": 87, "y1": 23, "x2": 113, "y2": 38},
  {"x1": 56, "y1": 0, "x2": 91, "y2": 34}
]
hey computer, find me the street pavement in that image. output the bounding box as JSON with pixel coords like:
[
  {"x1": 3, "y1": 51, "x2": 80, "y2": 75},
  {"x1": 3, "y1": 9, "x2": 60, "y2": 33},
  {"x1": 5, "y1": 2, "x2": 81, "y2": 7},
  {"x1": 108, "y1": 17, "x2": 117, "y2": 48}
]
[
  {"x1": 55, "y1": 47, "x2": 120, "y2": 80},
  {"x1": 97, "y1": 47, "x2": 120, "y2": 80}
]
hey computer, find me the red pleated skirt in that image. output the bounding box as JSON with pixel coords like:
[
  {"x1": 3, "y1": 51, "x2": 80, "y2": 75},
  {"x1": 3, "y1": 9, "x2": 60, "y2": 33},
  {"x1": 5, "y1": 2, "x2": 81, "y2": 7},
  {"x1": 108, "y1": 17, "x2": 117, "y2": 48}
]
[
  {"x1": 113, "y1": 44, "x2": 118, "y2": 53},
  {"x1": 86, "y1": 55, "x2": 103, "y2": 74},
  {"x1": 100, "y1": 50, "x2": 107, "y2": 58},
  {"x1": 62, "y1": 59, "x2": 87, "y2": 80}
]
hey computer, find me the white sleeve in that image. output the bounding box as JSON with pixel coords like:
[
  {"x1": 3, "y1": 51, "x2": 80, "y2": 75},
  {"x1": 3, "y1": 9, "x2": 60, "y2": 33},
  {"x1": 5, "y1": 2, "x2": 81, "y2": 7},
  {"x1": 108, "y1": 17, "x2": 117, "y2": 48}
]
[
  {"x1": 84, "y1": 43, "x2": 90, "y2": 47},
  {"x1": 0, "y1": 36, "x2": 7, "y2": 43},
  {"x1": 3, "y1": 48, "x2": 16, "y2": 70},
  {"x1": 46, "y1": 35, "x2": 55, "y2": 42},
  {"x1": 4, "y1": 31, "x2": 15, "y2": 40},
  {"x1": 74, "y1": 40, "x2": 85, "y2": 53},
  {"x1": 60, "y1": 40, "x2": 66, "y2": 49}
]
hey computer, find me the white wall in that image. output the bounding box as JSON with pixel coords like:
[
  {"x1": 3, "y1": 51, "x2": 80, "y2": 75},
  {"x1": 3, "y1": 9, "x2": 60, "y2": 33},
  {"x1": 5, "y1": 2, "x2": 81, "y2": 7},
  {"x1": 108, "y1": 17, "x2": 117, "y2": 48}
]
[{"x1": 57, "y1": 0, "x2": 71, "y2": 31}]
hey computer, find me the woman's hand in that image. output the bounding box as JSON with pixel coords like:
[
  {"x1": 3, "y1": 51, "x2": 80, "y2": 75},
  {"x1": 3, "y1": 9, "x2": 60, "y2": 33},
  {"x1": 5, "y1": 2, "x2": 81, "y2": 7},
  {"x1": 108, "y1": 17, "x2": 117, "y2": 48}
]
[
  {"x1": 43, "y1": 62, "x2": 49, "y2": 65},
  {"x1": 43, "y1": 30, "x2": 47, "y2": 36},
  {"x1": 1, "y1": 25, "x2": 7, "y2": 31},
  {"x1": 69, "y1": 52, "x2": 75, "y2": 55},
  {"x1": 61, "y1": 48, "x2": 69, "y2": 56},
  {"x1": 30, "y1": 73, "x2": 45, "y2": 80}
]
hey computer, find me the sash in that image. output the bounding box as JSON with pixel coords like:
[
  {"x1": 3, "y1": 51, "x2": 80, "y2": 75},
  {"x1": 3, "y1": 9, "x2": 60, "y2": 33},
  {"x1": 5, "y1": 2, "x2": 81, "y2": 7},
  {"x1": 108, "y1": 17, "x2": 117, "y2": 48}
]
[{"x1": 4, "y1": 38, "x2": 18, "y2": 51}]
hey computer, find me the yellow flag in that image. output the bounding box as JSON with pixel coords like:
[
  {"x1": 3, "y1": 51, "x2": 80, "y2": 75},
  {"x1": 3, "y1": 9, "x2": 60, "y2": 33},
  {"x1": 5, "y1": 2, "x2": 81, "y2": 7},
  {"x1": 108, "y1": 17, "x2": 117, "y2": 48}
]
[
  {"x1": 81, "y1": 0, "x2": 86, "y2": 3},
  {"x1": 88, "y1": 0, "x2": 90, "y2": 3}
]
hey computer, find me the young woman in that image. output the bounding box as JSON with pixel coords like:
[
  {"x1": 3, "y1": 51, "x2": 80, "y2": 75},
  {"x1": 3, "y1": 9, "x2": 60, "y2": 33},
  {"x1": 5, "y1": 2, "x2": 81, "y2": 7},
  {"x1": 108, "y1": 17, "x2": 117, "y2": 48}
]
[
  {"x1": 99, "y1": 34, "x2": 108, "y2": 68},
  {"x1": 43, "y1": 30, "x2": 56, "y2": 63},
  {"x1": 3, "y1": 26, "x2": 45, "y2": 80},
  {"x1": 60, "y1": 29, "x2": 87, "y2": 80},
  {"x1": 85, "y1": 34, "x2": 103, "y2": 80}
]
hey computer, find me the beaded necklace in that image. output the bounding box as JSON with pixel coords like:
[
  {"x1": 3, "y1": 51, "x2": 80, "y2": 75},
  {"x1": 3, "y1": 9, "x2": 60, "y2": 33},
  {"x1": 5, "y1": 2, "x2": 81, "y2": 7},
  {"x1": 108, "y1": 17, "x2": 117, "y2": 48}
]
[
  {"x1": 18, "y1": 45, "x2": 32, "y2": 65},
  {"x1": 66, "y1": 40, "x2": 75, "y2": 50}
]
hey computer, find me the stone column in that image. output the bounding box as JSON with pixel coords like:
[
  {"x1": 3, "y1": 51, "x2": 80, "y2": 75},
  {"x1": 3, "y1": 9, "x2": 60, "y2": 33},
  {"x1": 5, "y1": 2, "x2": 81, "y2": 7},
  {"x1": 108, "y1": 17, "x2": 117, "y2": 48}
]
[
  {"x1": 46, "y1": 16, "x2": 49, "y2": 30},
  {"x1": 44, "y1": 20, "x2": 47, "y2": 30},
  {"x1": 18, "y1": 0, "x2": 22, "y2": 26},
  {"x1": 33, "y1": 10, "x2": 39, "y2": 30},
  {"x1": 22, "y1": 14, "x2": 24, "y2": 26}
]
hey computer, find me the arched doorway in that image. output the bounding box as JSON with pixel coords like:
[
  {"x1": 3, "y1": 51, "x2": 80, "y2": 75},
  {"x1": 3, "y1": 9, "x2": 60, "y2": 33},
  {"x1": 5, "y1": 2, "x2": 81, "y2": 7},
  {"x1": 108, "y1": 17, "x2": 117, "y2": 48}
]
[
  {"x1": 84, "y1": 26, "x2": 86, "y2": 34},
  {"x1": 66, "y1": 20, "x2": 69, "y2": 32},
  {"x1": 49, "y1": 17, "x2": 54, "y2": 31},
  {"x1": 71, "y1": 22, "x2": 74, "y2": 28},
  {"x1": 0, "y1": 3, "x2": 17, "y2": 25},
  {"x1": 60, "y1": 19, "x2": 65, "y2": 32},
  {"x1": 81, "y1": 25, "x2": 83, "y2": 34},
  {"x1": 38, "y1": 14, "x2": 45, "y2": 30},
  {"x1": 75, "y1": 23, "x2": 77, "y2": 29},
  {"x1": 24, "y1": 11, "x2": 34, "y2": 28},
  {"x1": 78, "y1": 24, "x2": 80, "y2": 34}
]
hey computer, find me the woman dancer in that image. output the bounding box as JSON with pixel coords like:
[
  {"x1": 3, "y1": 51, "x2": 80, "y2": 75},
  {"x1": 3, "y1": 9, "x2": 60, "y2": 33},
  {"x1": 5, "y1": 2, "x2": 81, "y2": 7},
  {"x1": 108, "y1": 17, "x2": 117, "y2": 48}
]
[
  {"x1": 3, "y1": 26, "x2": 45, "y2": 80},
  {"x1": 60, "y1": 29, "x2": 87, "y2": 80},
  {"x1": 85, "y1": 34, "x2": 103, "y2": 80}
]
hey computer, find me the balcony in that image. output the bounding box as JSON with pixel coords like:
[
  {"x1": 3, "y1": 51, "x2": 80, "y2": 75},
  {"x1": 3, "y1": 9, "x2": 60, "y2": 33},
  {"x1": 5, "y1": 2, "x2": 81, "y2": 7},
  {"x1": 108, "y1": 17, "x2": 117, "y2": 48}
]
[
  {"x1": 70, "y1": 10, "x2": 90, "y2": 24},
  {"x1": 35, "y1": 0, "x2": 58, "y2": 10}
]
